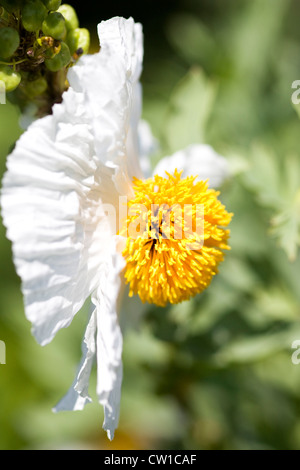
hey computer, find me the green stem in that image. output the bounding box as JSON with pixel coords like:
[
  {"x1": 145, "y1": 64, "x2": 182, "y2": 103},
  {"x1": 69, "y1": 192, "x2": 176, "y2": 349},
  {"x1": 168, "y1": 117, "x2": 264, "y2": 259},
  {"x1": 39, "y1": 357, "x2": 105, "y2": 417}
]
[{"x1": 0, "y1": 59, "x2": 27, "y2": 66}]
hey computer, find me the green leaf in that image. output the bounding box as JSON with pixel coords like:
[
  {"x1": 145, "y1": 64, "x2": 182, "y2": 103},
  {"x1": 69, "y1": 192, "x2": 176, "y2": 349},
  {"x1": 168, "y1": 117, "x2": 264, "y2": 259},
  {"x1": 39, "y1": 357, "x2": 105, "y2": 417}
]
[
  {"x1": 254, "y1": 285, "x2": 300, "y2": 322},
  {"x1": 166, "y1": 13, "x2": 216, "y2": 65},
  {"x1": 214, "y1": 325, "x2": 300, "y2": 366},
  {"x1": 163, "y1": 67, "x2": 216, "y2": 153},
  {"x1": 269, "y1": 164, "x2": 300, "y2": 262},
  {"x1": 244, "y1": 146, "x2": 300, "y2": 261},
  {"x1": 244, "y1": 144, "x2": 283, "y2": 208}
]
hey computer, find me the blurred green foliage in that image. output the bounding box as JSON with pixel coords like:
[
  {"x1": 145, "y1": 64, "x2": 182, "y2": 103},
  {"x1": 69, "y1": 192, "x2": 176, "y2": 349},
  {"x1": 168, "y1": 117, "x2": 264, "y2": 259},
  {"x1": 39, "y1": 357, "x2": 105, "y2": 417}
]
[{"x1": 1, "y1": 0, "x2": 300, "y2": 450}]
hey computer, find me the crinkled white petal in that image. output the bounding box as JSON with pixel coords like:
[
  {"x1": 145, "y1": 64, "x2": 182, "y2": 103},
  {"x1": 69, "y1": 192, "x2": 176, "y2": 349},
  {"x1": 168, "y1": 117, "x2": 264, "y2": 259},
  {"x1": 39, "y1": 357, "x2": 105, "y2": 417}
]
[
  {"x1": 126, "y1": 83, "x2": 158, "y2": 179},
  {"x1": 1, "y1": 17, "x2": 143, "y2": 345},
  {"x1": 152, "y1": 144, "x2": 230, "y2": 188},
  {"x1": 126, "y1": 82, "x2": 144, "y2": 180},
  {"x1": 1, "y1": 109, "x2": 101, "y2": 345},
  {"x1": 137, "y1": 120, "x2": 159, "y2": 178},
  {"x1": 69, "y1": 17, "x2": 144, "y2": 195},
  {"x1": 53, "y1": 307, "x2": 97, "y2": 412},
  {"x1": 53, "y1": 238, "x2": 125, "y2": 432},
  {"x1": 92, "y1": 243, "x2": 125, "y2": 441}
]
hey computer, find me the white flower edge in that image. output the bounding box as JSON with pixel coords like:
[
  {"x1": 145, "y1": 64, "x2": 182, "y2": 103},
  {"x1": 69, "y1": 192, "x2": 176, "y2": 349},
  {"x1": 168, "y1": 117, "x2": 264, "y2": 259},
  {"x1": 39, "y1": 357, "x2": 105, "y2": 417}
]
[
  {"x1": 153, "y1": 144, "x2": 230, "y2": 187},
  {"x1": 53, "y1": 240, "x2": 125, "y2": 440},
  {"x1": 1, "y1": 16, "x2": 143, "y2": 345},
  {"x1": 1, "y1": 17, "x2": 144, "y2": 440},
  {"x1": 93, "y1": 248, "x2": 125, "y2": 440}
]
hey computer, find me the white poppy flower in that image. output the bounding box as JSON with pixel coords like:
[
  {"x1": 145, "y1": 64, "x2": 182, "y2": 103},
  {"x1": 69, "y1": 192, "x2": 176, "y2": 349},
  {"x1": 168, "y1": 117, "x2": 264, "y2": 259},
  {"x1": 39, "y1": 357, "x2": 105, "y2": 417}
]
[{"x1": 1, "y1": 17, "x2": 231, "y2": 440}]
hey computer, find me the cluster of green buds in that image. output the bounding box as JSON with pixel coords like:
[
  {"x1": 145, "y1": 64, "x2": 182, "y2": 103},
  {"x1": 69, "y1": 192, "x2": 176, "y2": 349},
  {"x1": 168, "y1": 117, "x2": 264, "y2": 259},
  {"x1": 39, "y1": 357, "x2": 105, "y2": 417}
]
[{"x1": 0, "y1": 1, "x2": 90, "y2": 116}]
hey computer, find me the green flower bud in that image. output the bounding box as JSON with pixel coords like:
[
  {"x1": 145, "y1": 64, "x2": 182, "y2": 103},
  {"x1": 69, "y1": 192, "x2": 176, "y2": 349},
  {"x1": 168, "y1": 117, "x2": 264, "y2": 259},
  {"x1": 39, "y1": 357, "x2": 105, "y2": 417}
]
[
  {"x1": 0, "y1": 0, "x2": 24, "y2": 13},
  {"x1": 41, "y1": 0, "x2": 62, "y2": 11},
  {"x1": 42, "y1": 12, "x2": 66, "y2": 40},
  {"x1": 0, "y1": 27, "x2": 20, "y2": 59},
  {"x1": 45, "y1": 41, "x2": 70, "y2": 71},
  {"x1": 25, "y1": 76, "x2": 47, "y2": 97},
  {"x1": 67, "y1": 28, "x2": 90, "y2": 55},
  {"x1": 22, "y1": 0, "x2": 48, "y2": 32},
  {"x1": 36, "y1": 36, "x2": 61, "y2": 58},
  {"x1": 57, "y1": 4, "x2": 78, "y2": 31},
  {"x1": 0, "y1": 65, "x2": 21, "y2": 92}
]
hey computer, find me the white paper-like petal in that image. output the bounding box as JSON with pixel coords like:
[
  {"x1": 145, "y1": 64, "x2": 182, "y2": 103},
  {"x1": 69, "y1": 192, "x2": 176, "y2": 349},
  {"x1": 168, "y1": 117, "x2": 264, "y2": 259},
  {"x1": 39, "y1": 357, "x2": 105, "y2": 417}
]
[
  {"x1": 69, "y1": 17, "x2": 144, "y2": 194},
  {"x1": 92, "y1": 243, "x2": 125, "y2": 440},
  {"x1": 53, "y1": 307, "x2": 97, "y2": 412},
  {"x1": 54, "y1": 239, "x2": 125, "y2": 437},
  {"x1": 138, "y1": 120, "x2": 159, "y2": 178},
  {"x1": 1, "y1": 17, "x2": 143, "y2": 345},
  {"x1": 153, "y1": 144, "x2": 230, "y2": 188},
  {"x1": 126, "y1": 82, "x2": 144, "y2": 180},
  {"x1": 126, "y1": 87, "x2": 158, "y2": 179},
  {"x1": 1, "y1": 108, "x2": 102, "y2": 345}
]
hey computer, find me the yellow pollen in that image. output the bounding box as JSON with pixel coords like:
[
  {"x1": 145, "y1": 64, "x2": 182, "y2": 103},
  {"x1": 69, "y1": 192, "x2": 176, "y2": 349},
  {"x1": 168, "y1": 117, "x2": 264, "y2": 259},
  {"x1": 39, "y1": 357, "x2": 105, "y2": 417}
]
[{"x1": 122, "y1": 170, "x2": 232, "y2": 307}]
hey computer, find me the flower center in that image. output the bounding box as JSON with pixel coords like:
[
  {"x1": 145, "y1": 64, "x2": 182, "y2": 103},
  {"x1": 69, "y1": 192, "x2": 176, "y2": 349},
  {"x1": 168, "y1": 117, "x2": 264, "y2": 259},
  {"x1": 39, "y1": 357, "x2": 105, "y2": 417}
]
[{"x1": 122, "y1": 170, "x2": 232, "y2": 307}]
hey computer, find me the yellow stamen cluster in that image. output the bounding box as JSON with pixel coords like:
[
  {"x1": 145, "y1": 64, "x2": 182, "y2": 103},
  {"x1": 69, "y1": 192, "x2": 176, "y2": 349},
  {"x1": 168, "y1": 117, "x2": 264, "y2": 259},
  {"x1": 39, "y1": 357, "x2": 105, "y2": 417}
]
[{"x1": 122, "y1": 170, "x2": 232, "y2": 307}]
